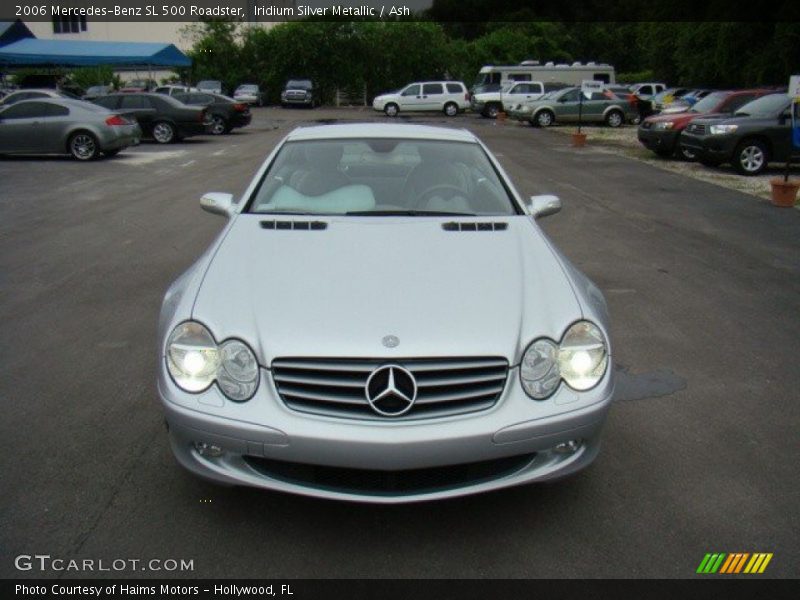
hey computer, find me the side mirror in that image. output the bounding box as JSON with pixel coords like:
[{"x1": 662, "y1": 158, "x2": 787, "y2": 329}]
[
  {"x1": 528, "y1": 194, "x2": 561, "y2": 219},
  {"x1": 200, "y1": 192, "x2": 235, "y2": 217}
]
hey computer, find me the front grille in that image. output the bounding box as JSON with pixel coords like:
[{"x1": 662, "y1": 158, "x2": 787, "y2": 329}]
[
  {"x1": 244, "y1": 453, "x2": 536, "y2": 496},
  {"x1": 687, "y1": 123, "x2": 706, "y2": 134},
  {"x1": 272, "y1": 357, "x2": 509, "y2": 420}
]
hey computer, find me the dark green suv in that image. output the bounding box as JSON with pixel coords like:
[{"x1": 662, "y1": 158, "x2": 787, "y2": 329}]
[{"x1": 679, "y1": 93, "x2": 798, "y2": 175}]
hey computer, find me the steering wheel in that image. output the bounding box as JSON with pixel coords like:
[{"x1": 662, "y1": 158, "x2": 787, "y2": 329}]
[{"x1": 413, "y1": 184, "x2": 469, "y2": 209}]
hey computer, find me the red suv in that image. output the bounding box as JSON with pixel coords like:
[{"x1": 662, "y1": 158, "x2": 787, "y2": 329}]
[{"x1": 638, "y1": 89, "x2": 777, "y2": 160}]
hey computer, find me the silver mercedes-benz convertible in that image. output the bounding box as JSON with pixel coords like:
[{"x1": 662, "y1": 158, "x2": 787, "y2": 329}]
[{"x1": 157, "y1": 123, "x2": 614, "y2": 503}]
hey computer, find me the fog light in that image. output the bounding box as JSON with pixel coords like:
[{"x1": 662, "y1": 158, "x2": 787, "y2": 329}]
[
  {"x1": 553, "y1": 440, "x2": 581, "y2": 454},
  {"x1": 194, "y1": 442, "x2": 224, "y2": 457}
]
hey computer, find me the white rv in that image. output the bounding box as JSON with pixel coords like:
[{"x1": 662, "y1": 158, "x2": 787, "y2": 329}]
[{"x1": 472, "y1": 61, "x2": 616, "y2": 95}]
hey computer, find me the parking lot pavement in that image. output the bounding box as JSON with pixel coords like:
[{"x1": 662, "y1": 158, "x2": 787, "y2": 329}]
[{"x1": 1, "y1": 107, "x2": 798, "y2": 579}]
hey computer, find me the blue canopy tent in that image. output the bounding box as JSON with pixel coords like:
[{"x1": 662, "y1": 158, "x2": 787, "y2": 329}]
[
  {"x1": 0, "y1": 38, "x2": 191, "y2": 68},
  {"x1": 0, "y1": 20, "x2": 34, "y2": 47}
]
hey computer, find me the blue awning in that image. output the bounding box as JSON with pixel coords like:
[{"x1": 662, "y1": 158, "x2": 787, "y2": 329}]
[
  {"x1": 0, "y1": 38, "x2": 191, "y2": 67},
  {"x1": 0, "y1": 20, "x2": 35, "y2": 47}
]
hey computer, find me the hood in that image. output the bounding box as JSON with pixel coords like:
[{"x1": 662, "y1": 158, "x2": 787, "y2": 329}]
[{"x1": 192, "y1": 216, "x2": 583, "y2": 365}]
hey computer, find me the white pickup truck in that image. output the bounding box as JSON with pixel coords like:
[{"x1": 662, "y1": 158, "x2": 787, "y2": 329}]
[{"x1": 470, "y1": 81, "x2": 545, "y2": 118}]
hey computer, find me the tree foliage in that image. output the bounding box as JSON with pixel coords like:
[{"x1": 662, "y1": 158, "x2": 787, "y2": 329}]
[{"x1": 179, "y1": 20, "x2": 800, "y2": 102}]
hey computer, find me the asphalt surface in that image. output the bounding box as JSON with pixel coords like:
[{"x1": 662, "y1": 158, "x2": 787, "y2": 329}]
[{"x1": 1, "y1": 107, "x2": 798, "y2": 579}]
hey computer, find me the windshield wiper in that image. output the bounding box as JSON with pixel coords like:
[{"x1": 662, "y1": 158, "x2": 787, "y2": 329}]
[{"x1": 345, "y1": 210, "x2": 477, "y2": 217}]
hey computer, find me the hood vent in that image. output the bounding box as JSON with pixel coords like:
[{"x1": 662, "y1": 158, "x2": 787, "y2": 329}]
[
  {"x1": 442, "y1": 222, "x2": 508, "y2": 232},
  {"x1": 261, "y1": 220, "x2": 328, "y2": 230}
]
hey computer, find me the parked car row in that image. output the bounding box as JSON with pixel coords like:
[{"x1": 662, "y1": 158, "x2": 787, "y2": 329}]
[
  {"x1": 639, "y1": 91, "x2": 797, "y2": 175},
  {"x1": 0, "y1": 85, "x2": 257, "y2": 159}
]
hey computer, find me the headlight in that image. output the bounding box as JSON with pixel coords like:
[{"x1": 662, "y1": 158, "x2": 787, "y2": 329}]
[
  {"x1": 653, "y1": 121, "x2": 674, "y2": 130},
  {"x1": 710, "y1": 124, "x2": 738, "y2": 135},
  {"x1": 520, "y1": 321, "x2": 608, "y2": 399},
  {"x1": 166, "y1": 322, "x2": 219, "y2": 392},
  {"x1": 166, "y1": 322, "x2": 259, "y2": 401},
  {"x1": 217, "y1": 340, "x2": 259, "y2": 401},
  {"x1": 520, "y1": 339, "x2": 560, "y2": 399},
  {"x1": 558, "y1": 321, "x2": 608, "y2": 391}
]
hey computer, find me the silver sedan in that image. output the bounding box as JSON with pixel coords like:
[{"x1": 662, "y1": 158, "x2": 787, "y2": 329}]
[
  {"x1": 158, "y1": 123, "x2": 614, "y2": 503},
  {"x1": 0, "y1": 98, "x2": 141, "y2": 160}
]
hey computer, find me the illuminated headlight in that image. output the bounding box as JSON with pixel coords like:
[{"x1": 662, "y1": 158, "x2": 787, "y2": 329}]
[
  {"x1": 166, "y1": 321, "x2": 259, "y2": 401},
  {"x1": 653, "y1": 121, "x2": 674, "y2": 130},
  {"x1": 710, "y1": 124, "x2": 738, "y2": 135},
  {"x1": 558, "y1": 321, "x2": 608, "y2": 391},
  {"x1": 520, "y1": 321, "x2": 608, "y2": 399}
]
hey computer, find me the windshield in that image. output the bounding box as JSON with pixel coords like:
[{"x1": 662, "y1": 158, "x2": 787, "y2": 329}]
[
  {"x1": 247, "y1": 139, "x2": 518, "y2": 216},
  {"x1": 198, "y1": 81, "x2": 220, "y2": 88},
  {"x1": 286, "y1": 80, "x2": 312, "y2": 90},
  {"x1": 237, "y1": 85, "x2": 257, "y2": 92},
  {"x1": 690, "y1": 91, "x2": 728, "y2": 113},
  {"x1": 735, "y1": 93, "x2": 790, "y2": 116}
]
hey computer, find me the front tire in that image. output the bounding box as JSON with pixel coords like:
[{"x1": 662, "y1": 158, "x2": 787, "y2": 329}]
[
  {"x1": 676, "y1": 144, "x2": 697, "y2": 161},
  {"x1": 443, "y1": 102, "x2": 458, "y2": 117},
  {"x1": 605, "y1": 110, "x2": 624, "y2": 128},
  {"x1": 384, "y1": 103, "x2": 399, "y2": 117},
  {"x1": 535, "y1": 110, "x2": 554, "y2": 128},
  {"x1": 733, "y1": 139, "x2": 768, "y2": 176},
  {"x1": 68, "y1": 132, "x2": 99, "y2": 161},
  {"x1": 484, "y1": 103, "x2": 501, "y2": 119},
  {"x1": 152, "y1": 121, "x2": 176, "y2": 144}
]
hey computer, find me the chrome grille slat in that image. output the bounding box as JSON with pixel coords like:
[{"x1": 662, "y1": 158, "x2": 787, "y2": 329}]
[
  {"x1": 272, "y1": 357, "x2": 508, "y2": 420},
  {"x1": 273, "y1": 372, "x2": 365, "y2": 388},
  {"x1": 416, "y1": 372, "x2": 508, "y2": 387},
  {"x1": 415, "y1": 384, "x2": 506, "y2": 405}
]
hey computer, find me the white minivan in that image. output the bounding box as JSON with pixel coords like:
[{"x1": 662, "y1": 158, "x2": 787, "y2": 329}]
[{"x1": 372, "y1": 81, "x2": 469, "y2": 117}]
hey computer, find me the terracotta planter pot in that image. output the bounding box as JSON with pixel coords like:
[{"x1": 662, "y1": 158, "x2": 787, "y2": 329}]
[
  {"x1": 572, "y1": 132, "x2": 587, "y2": 148},
  {"x1": 769, "y1": 179, "x2": 800, "y2": 207}
]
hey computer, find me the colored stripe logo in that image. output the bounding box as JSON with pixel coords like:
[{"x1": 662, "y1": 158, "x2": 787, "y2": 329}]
[{"x1": 697, "y1": 553, "x2": 773, "y2": 574}]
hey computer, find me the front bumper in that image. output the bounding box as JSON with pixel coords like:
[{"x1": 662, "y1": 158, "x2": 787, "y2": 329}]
[
  {"x1": 283, "y1": 95, "x2": 313, "y2": 105},
  {"x1": 679, "y1": 131, "x2": 737, "y2": 163},
  {"x1": 159, "y1": 363, "x2": 613, "y2": 503},
  {"x1": 637, "y1": 127, "x2": 679, "y2": 154}
]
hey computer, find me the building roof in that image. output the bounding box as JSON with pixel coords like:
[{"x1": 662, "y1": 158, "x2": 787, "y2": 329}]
[
  {"x1": 0, "y1": 20, "x2": 34, "y2": 47},
  {"x1": 0, "y1": 38, "x2": 191, "y2": 67}
]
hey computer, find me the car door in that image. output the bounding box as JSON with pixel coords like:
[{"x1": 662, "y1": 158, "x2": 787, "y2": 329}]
[
  {"x1": 582, "y1": 92, "x2": 609, "y2": 121},
  {"x1": 555, "y1": 88, "x2": 582, "y2": 121},
  {"x1": 38, "y1": 103, "x2": 72, "y2": 153},
  {"x1": 398, "y1": 84, "x2": 424, "y2": 111},
  {"x1": 421, "y1": 83, "x2": 444, "y2": 111},
  {"x1": 0, "y1": 101, "x2": 52, "y2": 152}
]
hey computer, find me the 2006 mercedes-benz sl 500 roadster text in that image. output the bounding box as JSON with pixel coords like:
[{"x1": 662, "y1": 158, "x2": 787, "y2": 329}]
[{"x1": 158, "y1": 123, "x2": 614, "y2": 503}]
